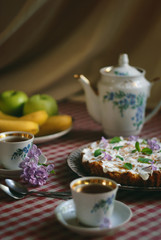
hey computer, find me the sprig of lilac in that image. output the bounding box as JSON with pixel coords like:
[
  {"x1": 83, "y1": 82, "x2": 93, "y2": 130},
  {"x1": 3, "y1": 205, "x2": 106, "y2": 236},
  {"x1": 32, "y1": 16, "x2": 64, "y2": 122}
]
[
  {"x1": 103, "y1": 152, "x2": 112, "y2": 161},
  {"x1": 151, "y1": 160, "x2": 157, "y2": 171},
  {"x1": 19, "y1": 144, "x2": 54, "y2": 186},
  {"x1": 143, "y1": 160, "x2": 157, "y2": 172},
  {"x1": 147, "y1": 139, "x2": 160, "y2": 151},
  {"x1": 100, "y1": 136, "x2": 108, "y2": 148},
  {"x1": 128, "y1": 135, "x2": 139, "y2": 141}
]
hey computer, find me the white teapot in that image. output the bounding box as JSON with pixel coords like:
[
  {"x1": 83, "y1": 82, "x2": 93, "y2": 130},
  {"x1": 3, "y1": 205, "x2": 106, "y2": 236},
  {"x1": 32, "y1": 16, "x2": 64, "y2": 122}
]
[{"x1": 75, "y1": 53, "x2": 161, "y2": 137}]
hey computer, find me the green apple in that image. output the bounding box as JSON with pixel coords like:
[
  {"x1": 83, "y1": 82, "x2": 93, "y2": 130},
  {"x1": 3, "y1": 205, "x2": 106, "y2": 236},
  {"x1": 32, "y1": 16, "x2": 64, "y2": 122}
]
[
  {"x1": 23, "y1": 94, "x2": 58, "y2": 116},
  {"x1": 0, "y1": 90, "x2": 28, "y2": 116}
]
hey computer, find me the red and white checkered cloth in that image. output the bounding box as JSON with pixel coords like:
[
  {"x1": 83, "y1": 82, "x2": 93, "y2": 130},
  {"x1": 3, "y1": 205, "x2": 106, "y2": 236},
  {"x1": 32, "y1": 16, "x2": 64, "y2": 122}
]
[{"x1": 0, "y1": 101, "x2": 161, "y2": 240}]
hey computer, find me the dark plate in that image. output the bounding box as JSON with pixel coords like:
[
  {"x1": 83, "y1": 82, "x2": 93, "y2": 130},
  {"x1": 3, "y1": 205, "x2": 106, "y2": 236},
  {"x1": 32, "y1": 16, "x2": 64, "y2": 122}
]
[{"x1": 67, "y1": 144, "x2": 161, "y2": 192}]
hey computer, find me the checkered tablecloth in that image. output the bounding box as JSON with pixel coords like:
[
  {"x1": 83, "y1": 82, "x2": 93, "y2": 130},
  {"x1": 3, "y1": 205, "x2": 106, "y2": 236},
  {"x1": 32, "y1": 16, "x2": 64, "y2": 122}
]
[{"x1": 0, "y1": 101, "x2": 161, "y2": 240}]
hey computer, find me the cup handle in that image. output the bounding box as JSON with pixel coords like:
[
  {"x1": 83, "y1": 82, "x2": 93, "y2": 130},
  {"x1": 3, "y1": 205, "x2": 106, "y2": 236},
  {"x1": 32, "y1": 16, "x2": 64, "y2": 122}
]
[{"x1": 144, "y1": 77, "x2": 161, "y2": 123}]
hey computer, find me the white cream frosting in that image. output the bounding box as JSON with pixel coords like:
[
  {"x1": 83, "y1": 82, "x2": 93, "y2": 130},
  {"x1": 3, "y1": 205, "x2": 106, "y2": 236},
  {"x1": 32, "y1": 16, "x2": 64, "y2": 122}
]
[{"x1": 82, "y1": 136, "x2": 161, "y2": 180}]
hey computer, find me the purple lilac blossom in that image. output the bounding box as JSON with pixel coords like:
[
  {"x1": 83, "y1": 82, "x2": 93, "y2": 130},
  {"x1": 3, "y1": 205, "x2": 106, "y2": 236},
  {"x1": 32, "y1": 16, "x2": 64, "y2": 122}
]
[
  {"x1": 103, "y1": 152, "x2": 112, "y2": 161},
  {"x1": 128, "y1": 136, "x2": 139, "y2": 141},
  {"x1": 27, "y1": 144, "x2": 42, "y2": 163},
  {"x1": 46, "y1": 164, "x2": 55, "y2": 173},
  {"x1": 151, "y1": 161, "x2": 157, "y2": 171},
  {"x1": 19, "y1": 144, "x2": 54, "y2": 186},
  {"x1": 100, "y1": 136, "x2": 108, "y2": 148},
  {"x1": 147, "y1": 139, "x2": 160, "y2": 151}
]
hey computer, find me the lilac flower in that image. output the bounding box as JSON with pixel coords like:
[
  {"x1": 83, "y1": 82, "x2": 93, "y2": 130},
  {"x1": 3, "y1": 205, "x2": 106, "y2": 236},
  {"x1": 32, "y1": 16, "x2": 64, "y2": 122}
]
[
  {"x1": 100, "y1": 136, "x2": 108, "y2": 148},
  {"x1": 147, "y1": 139, "x2": 160, "y2": 151},
  {"x1": 19, "y1": 144, "x2": 54, "y2": 186},
  {"x1": 27, "y1": 144, "x2": 42, "y2": 163},
  {"x1": 151, "y1": 161, "x2": 157, "y2": 171},
  {"x1": 46, "y1": 164, "x2": 55, "y2": 173},
  {"x1": 128, "y1": 135, "x2": 139, "y2": 141},
  {"x1": 103, "y1": 152, "x2": 112, "y2": 161},
  {"x1": 100, "y1": 217, "x2": 111, "y2": 229},
  {"x1": 19, "y1": 158, "x2": 30, "y2": 169}
]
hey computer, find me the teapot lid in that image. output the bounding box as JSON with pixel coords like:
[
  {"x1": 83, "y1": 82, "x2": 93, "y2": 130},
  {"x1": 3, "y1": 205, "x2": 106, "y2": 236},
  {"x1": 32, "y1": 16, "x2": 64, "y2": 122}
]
[{"x1": 103, "y1": 53, "x2": 141, "y2": 77}]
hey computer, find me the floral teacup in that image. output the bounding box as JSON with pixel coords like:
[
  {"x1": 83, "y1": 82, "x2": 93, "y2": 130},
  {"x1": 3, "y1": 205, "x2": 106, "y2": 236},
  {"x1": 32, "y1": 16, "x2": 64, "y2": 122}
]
[
  {"x1": 70, "y1": 177, "x2": 118, "y2": 227},
  {"x1": 0, "y1": 131, "x2": 34, "y2": 170}
]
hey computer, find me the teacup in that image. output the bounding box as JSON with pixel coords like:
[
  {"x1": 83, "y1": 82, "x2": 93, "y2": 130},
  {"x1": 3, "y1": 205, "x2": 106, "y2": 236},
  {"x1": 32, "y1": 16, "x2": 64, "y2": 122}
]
[
  {"x1": 70, "y1": 176, "x2": 118, "y2": 227},
  {"x1": 0, "y1": 131, "x2": 34, "y2": 170}
]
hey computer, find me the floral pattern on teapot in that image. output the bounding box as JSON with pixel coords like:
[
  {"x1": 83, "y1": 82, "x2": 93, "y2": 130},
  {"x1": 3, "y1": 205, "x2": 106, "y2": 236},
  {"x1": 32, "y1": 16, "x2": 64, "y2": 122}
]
[
  {"x1": 103, "y1": 91, "x2": 146, "y2": 130},
  {"x1": 114, "y1": 71, "x2": 129, "y2": 76}
]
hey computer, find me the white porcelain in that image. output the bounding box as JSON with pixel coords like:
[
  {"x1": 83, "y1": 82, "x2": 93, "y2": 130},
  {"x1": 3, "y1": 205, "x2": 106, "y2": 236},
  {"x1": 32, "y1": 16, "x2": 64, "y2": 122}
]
[
  {"x1": 0, "y1": 131, "x2": 34, "y2": 170},
  {"x1": 77, "y1": 53, "x2": 161, "y2": 137},
  {"x1": 54, "y1": 199, "x2": 132, "y2": 236},
  {"x1": 70, "y1": 177, "x2": 118, "y2": 227},
  {"x1": 0, "y1": 153, "x2": 47, "y2": 178}
]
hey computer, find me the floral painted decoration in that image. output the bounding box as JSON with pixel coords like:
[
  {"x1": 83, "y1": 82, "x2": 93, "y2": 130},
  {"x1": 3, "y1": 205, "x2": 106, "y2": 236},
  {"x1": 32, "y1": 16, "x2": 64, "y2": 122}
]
[
  {"x1": 11, "y1": 144, "x2": 31, "y2": 160},
  {"x1": 100, "y1": 217, "x2": 111, "y2": 229},
  {"x1": 19, "y1": 144, "x2": 54, "y2": 186},
  {"x1": 103, "y1": 91, "x2": 146, "y2": 130},
  {"x1": 91, "y1": 194, "x2": 115, "y2": 214}
]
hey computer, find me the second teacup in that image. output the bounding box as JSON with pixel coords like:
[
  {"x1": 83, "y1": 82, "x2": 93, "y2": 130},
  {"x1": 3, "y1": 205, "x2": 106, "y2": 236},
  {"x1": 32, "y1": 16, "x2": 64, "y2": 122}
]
[{"x1": 70, "y1": 176, "x2": 118, "y2": 227}]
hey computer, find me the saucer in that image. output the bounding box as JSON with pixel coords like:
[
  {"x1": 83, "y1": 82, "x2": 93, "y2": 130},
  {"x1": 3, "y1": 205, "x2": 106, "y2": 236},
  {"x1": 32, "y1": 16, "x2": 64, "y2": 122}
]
[
  {"x1": 54, "y1": 199, "x2": 132, "y2": 236},
  {"x1": 0, "y1": 154, "x2": 47, "y2": 178}
]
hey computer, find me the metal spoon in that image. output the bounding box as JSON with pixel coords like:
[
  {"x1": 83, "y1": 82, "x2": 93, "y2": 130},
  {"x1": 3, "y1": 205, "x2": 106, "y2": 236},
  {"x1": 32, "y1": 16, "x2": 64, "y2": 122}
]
[
  {"x1": 0, "y1": 182, "x2": 71, "y2": 200},
  {"x1": 0, "y1": 183, "x2": 24, "y2": 200},
  {"x1": 5, "y1": 179, "x2": 71, "y2": 199}
]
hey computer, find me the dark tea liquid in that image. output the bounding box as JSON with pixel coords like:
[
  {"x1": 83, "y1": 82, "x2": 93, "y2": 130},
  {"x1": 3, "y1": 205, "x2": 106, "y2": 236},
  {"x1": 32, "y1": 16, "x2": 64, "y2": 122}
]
[
  {"x1": 78, "y1": 184, "x2": 113, "y2": 194},
  {"x1": 2, "y1": 137, "x2": 28, "y2": 142}
]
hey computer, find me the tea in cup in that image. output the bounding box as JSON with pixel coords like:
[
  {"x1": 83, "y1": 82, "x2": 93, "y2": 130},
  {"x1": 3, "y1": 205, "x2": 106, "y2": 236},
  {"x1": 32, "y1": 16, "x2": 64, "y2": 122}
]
[
  {"x1": 70, "y1": 176, "x2": 118, "y2": 227},
  {"x1": 0, "y1": 131, "x2": 34, "y2": 170}
]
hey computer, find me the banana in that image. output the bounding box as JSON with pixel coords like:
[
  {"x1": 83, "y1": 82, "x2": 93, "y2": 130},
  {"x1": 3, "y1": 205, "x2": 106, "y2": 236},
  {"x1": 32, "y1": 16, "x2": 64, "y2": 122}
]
[
  {"x1": 0, "y1": 110, "x2": 48, "y2": 126},
  {"x1": 36, "y1": 115, "x2": 72, "y2": 136},
  {"x1": 20, "y1": 110, "x2": 48, "y2": 126},
  {"x1": 0, "y1": 111, "x2": 18, "y2": 120},
  {"x1": 0, "y1": 119, "x2": 39, "y2": 135}
]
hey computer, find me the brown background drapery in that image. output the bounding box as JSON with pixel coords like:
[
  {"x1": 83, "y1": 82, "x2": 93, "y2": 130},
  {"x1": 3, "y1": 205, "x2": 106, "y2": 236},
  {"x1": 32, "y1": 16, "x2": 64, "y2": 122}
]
[{"x1": 0, "y1": 0, "x2": 161, "y2": 108}]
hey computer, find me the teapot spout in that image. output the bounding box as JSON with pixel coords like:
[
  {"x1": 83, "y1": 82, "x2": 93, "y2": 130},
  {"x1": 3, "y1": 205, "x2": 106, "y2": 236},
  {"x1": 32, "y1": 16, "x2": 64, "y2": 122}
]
[{"x1": 75, "y1": 74, "x2": 101, "y2": 123}]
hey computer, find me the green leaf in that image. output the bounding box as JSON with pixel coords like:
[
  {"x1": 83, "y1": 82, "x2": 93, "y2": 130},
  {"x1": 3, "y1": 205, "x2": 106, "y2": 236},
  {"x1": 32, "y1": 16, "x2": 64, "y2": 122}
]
[
  {"x1": 132, "y1": 149, "x2": 137, "y2": 153},
  {"x1": 40, "y1": 163, "x2": 47, "y2": 166},
  {"x1": 141, "y1": 140, "x2": 147, "y2": 144},
  {"x1": 123, "y1": 163, "x2": 133, "y2": 170},
  {"x1": 141, "y1": 148, "x2": 152, "y2": 155},
  {"x1": 94, "y1": 149, "x2": 102, "y2": 157},
  {"x1": 116, "y1": 155, "x2": 124, "y2": 161},
  {"x1": 135, "y1": 141, "x2": 141, "y2": 152},
  {"x1": 113, "y1": 146, "x2": 123, "y2": 150},
  {"x1": 137, "y1": 157, "x2": 153, "y2": 164},
  {"x1": 109, "y1": 137, "x2": 121, "y2": 144}
]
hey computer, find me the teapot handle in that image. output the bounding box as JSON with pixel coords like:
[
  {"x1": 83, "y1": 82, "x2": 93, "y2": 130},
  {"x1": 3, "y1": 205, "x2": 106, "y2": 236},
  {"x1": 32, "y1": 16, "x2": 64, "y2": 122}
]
[{"x1": 144, "y1": 77, "x2": 161, "y2": 123}]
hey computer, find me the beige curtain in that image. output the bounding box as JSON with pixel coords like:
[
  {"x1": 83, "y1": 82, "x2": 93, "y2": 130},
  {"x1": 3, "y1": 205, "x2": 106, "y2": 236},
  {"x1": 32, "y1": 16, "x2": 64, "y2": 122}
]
[{"x1": 0, "y1": 0, "x2": 161, "y2": 108}]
